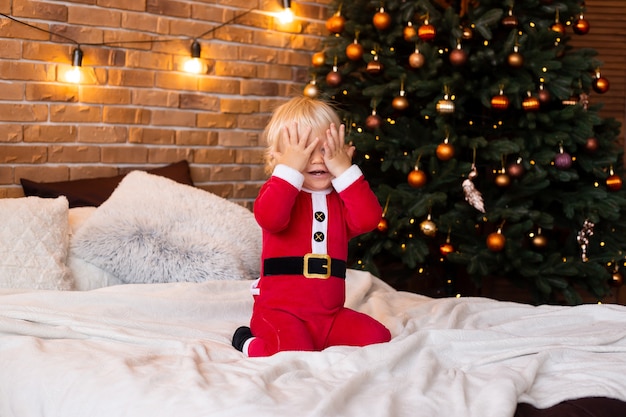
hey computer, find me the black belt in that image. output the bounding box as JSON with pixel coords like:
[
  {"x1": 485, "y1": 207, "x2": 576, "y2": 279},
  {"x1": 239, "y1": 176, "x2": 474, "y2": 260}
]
[{"x1": 263, "y1": 255, "x2": 346, "y2": 279}]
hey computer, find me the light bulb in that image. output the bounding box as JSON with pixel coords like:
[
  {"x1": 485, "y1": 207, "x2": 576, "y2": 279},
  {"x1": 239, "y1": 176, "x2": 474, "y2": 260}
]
[
  {"x1": 277, "y1": 0, "x2": 294, "y2": 24},
  {"x1": 183, "y1": 40, "x2": 204, "y2": 74}
]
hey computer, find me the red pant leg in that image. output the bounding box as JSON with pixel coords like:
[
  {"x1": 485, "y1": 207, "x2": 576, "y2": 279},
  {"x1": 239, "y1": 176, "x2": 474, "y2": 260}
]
[
  {"x1": 325, "y1": 308, "x2": 391, "y2": 348},
  {"x1": 248, "y1": 308, "x2": 315, "y2": 357}
]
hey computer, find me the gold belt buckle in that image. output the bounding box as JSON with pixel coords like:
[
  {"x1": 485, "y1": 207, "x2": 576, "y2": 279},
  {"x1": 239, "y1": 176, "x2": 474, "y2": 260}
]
[{"x1": 303, "y1": 253, "x2": 331, "y2": 279}]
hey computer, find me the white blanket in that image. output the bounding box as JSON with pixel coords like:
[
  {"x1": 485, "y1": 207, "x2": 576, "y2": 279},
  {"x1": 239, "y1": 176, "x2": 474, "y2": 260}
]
[{"x1": 1, "y1": 270, "x2": 625, "y2": 417}]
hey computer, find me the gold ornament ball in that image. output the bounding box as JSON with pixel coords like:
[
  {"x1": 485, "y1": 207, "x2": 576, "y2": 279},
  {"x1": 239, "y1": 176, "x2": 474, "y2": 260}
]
[
  {"x1": 532, "y1": 234, "x2": 548, "y2": 249},
  {"x1": 407, "y1": 169, "x2": 427, "y2": 188},
  {"x1": 507, "y1": 51, "x2": 524, "y2": 68},
  {"x1": 303, "y1": 83, "x2": 318, "y2": 98},
  {"x1": 373, "y1": 11, "x2": 392, "y2": 31},
  {"x1": 326, "y1": 14, "x2": 345, "y2": 34},
  {"x1": 538, "y1": 88, "x2": 551, "y2": 104},
  {"x1": 522, "y1": 96, "x2": 540, "y2": 112},
  {"x1": 501, "y1": 15, "x2": 519, "y2": 28},
  {"x1": 403, "y1": 25, "x2": 417, "y2": 41},
  {"x1": 439, "y1": 242, "x2": 454, "y2": 256},
  {"x1": 486, "y1": 232, "x2": 506, "y2": 252},
  {"x1": 392, "y1": 96, "x2": 409, "y2": 111},
  {"x1": 436, "y1": 143, "x2": 455, "y2": 161},
  {"x1": 346, "y1": 42, "x2": 364, "y2": 61},
  {"x1": 366, "y1": 60, "x2": 383, "y2": 75},
  {"x1": 409, "y1": 51, "x2": 425, "y2": 68},
  {"x1": 326, "y1": 71, "x2": 342, "y2": 87},
  {"x1": 551, "y1": 22, "x2": 565, "y2": 33},
  {"x1": 593, "y1": 76, "x2": 610, "y2": 94},
  {"x1": 610, "y1": 272, "x2": 624, "y2": 287},
  {"x1": 311, "y1": 52, "x2": 325, "y2": 67},
  {"x1": 495, "y1": 173, "x2": 511, "y2": 187},
  {"x1": 436, "y1": 99, "x2": 455, "y2": 114},
  {"x1": 606, "y1": 174, "x2": 623, "y2": 191},
  {"x1": 377, "y1": 217, "x2": 388, "y2": 233},
  {"x1": 420, "y1": 219, "x2": 438, "y2": 237}
]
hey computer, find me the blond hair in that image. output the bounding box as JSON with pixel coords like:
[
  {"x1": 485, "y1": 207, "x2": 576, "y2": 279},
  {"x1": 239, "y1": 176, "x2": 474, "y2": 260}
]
[{"x1": 262, "y1": 96, "x2": 342, "y2": 175}]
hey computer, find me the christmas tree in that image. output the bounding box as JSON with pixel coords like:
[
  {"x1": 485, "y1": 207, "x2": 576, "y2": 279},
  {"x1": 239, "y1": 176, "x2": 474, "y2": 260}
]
[{"x1": 305, "y1": 0, "x2": 626, "y2": 304}]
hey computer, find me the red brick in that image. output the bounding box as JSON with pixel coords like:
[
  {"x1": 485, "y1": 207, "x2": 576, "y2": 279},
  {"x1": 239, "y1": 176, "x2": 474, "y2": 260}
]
[
  {"x1": 237, "y1": 114, "x2": 269, "y2": 130},
  {"x1": 101, "y1": 146, "x2": 148, "y2": 163},
  {"x1": 176, "y1": 130, "x2": 219, "y2": 146},
  {"x1": 103, "y1": 107, "x2": 151, "y2": 124},
  {"x1": 220, "y1": 98, "x2": 259, "y2": 114},
  {"x1": 2, "y1": 145, "x2": 47, "y2": 163},
  {"x1": 78, "y1": 126, "x2": 128, "y2": 143},
  {"x1": 197, "y1": 113, "x2": 238, "y2": 129},
  {"x1": 0, "y1": 62, "x2": 53, "y2": 82},
  {"x1": 26, "y1": 83, "x2": 79, "y2": 102},
  {"x1": 15, "y1": 165, "x2": 69, "y2": 182},
  {"x1": 218, "y1": 130, "x2": 259, "y2": 147},
  {"x1": 193, "y1": 148, "x2": 236, "y2": 164},
  {"x1": 197, "y1": 77, "x2": 240, "y2": 95},
  {"x1": 214, "y1": 61, "x2": 257, "y2": 78},
  {"x1": 48, "y1": 145, "x2": 100, "y2": 162},
  {"x1": 0, "y1": 125, "x2": 23, "y2": 142},
  {"x1": 179, "y1": 93, "x2": 220, "y2": 111},
  {"x1": 0, "y1": 39, "x2": 21, "y2": 59},
  {"x1": 133, "y1": 89, "x2": 180, "y2": 107},
  {"x1": 235, "y1": 148, "x2": 264, "y2": 164},
  {"x1": 0, "y1": 166, "x2": 13, "y2": 184},
  {"x1": 146, "y1": 0, "x2": 191, "y2": 18},
  {"x1": 0, "y1": 20, "x2": 49, "y2": 41},
  {"x1": 147, "y1": 148, "x2": 194, "y2": 164},
  {"x1": 122, "y1": 12, "x2": 169, "y2": 33},
  {"x1": 24, "y1": 125, "x2": 78, "y2": 143},
  {"x1": 80, "y1": 86, "x2": 131, "y2": 104},
  {"x1": 99, "y1": 0, "x2": 146, "y2": 12},
  {"x1": 129, "y1": 127, "x2": 176, "y2": 145},
  {"x1": 50, "y1": 104, "x2": 102, "y2": 123},
  {"x1": 69, "y1": 166, "x2": 119, "y2": 180},
  {"x1": 48, "y1": 24, "x2": 104, "y2": 46},
  {"x1": 0, "y1": 104, "x2": 48, "y2": 122},
  {"x1": 240, "y1": 79, "x2": 279, "y2": 96},
  {"x1": 126, "y1": 50, "x2": 172, "y2": 71},
  {"x1": 0, "y1": 81, "x2": 26, "y2": 100},
  {"x1": 150, "y1": 109, "x2": 196, "y2": 127},
  {"x1": 108, "y1": 69, "x2": 156, "y2": 87},
  {"x1": 13, "y1": 0, "x2": 68, "y2": 22},
  {"x1": 68, "y1": 5, "x2": 122, "y2": 27}
]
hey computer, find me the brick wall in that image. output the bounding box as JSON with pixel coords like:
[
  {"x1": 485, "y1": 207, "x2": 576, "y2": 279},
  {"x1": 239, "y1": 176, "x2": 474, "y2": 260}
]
[
  {"x1": 0, "y1": 0, "x2": 331, "y2": 206},
  {"x1": 1, "y1": 0, "x2": 624, "y2": 207}
]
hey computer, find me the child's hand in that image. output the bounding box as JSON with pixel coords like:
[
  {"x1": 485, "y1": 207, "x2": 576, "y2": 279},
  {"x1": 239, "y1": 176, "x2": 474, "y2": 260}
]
[
  {"x1": 272, "y1": 122, "x2": 319, "y2": 173},
  {"x1": 323, "y1": 123, "x2": 354, "y2": 177}
]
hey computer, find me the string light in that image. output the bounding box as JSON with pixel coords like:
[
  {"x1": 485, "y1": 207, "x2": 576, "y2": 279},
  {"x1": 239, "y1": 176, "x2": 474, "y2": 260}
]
[
  {"x1": 277, "y1": 0, "x2": 294, "y2": 24},
  {"x1": 1, "y1": 4, "x2": 291, "y2": 80},
  {"x1": 65, "y1": 47, "x2": 83, "y2": 83}
]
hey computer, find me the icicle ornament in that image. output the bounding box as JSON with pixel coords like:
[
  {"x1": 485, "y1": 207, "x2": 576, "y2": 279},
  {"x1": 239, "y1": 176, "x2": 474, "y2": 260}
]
[
  {"x1": 462, "y1": 150, "x2": 485, "y2": 213},
  {"x1": 576, "y1": 219, "x2": 595, "y2": 262}
]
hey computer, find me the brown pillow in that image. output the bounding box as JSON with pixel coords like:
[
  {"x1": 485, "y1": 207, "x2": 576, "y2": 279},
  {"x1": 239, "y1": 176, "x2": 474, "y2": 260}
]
[{"x1": 20, "y1": 160, "x2": 194, "y2": 208}]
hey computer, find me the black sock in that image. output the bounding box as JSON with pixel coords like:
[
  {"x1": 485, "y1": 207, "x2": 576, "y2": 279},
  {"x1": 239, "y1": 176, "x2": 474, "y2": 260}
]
[{"x1": 232, "y1": 326, "x2": 253, "y2": 352}]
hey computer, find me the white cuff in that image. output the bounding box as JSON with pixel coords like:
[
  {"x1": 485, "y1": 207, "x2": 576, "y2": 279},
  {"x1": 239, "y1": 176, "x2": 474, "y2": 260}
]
[
  {"x1": 273, "y1": 164, "x2": 304, "y2": 190},
  {"x1": 332, "y1": 165, "x2": 362, "y2": 193}
]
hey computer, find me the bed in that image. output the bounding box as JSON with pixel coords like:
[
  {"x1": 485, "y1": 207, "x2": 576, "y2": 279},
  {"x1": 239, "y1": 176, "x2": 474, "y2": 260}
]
[{"x1": 1, "y1": 169, "x2": 626, "y2": 417}]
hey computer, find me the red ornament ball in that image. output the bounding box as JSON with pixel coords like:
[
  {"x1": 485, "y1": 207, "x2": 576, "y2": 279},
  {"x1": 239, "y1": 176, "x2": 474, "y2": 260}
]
[
  {"x1": 325, "y1": 70, "x2": 342, "y2": 87},
  {"x1": 450, "y1": 48, "x2": 468, "y2": 66},
  {"x1": 584, "y1": 137, "x2": 599, "y2": 153},
  {"x1": 610, "y1": 271, "x2": 624, "y2": 287},
  {"x1": 491, "y1": 94, "x2": 509, "y2": 110},
  {"x1": 507, "y1": 162, "x2": 525, "y2": 178},
  {"x1": 366, "y1": 59, "x2": 383, "y2": 75},
  {"x1": 573, "y1": 18, "x2": 590, "y2": 35},
  {"x1": 507, "y1": 51, "x2": 524, "y2": 68},
  {"x1": 365, "y1": 114, "x2": 382, "y2": 130},
  {"x1": 377, "y1": 218, "x2": 389, "y2": 233},
  {"x1": 606, "y1": 174, "x2": 623, "y2": 191},
  {"x1": 439, "y1": 242, "x2": 454, "y2": 256},
  {"x1": 593, "y1": 76, "x2": 610, "y2": 94},
  {"x1": 418, "y1": 23, "x2": 436, "y2": 41},
  {"x1": 522, "y1": 96, "x2": 540, "y2": 112},
  {"x1": 538, "y1": 88, "x2": 551, "y2": 104},
  {"x1": 407, "y1": 169, "x2": 427, "y2": 188}
]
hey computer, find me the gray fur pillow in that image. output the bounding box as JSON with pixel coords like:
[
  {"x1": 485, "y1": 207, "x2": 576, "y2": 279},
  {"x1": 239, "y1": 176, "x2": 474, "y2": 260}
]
[{"x1": 71, "y1": 171, "x2": 261, "y2": 284}]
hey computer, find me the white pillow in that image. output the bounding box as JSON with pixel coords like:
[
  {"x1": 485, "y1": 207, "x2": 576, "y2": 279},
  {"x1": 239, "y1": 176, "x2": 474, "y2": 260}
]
[
  {"x1": 67, "y1": 207, "x2": 123, "y2": 290},
  {"x1": 0, "y1": 196, "x2": 73, "y2": 290},
  {"x1": 71, "y1": 171, "x2": 261, "y2": 284}
]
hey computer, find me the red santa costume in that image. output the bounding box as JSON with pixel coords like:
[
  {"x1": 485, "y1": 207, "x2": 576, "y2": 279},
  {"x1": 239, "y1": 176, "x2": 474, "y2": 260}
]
[{"x1": 243, "y1": 163, "x2": 391, "y2": 357}]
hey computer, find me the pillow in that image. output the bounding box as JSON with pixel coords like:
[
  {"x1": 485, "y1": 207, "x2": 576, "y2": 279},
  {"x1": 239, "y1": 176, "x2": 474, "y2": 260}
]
[
  {"x1": 20, "y1": 160, "x2": 194, "y2": 208},
  {"x1": 67, "y1": 207, "x2": 123, "y2": 290},
  {"x1": 71, "y1": 171, "x2": 261, "y2": 284},
  {"x1": 0, "y1": 196, "x2": 73, "y2": 290}
]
